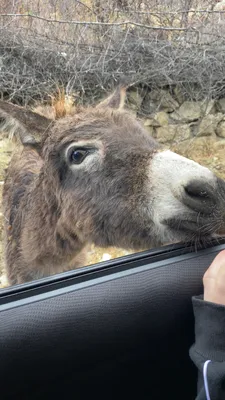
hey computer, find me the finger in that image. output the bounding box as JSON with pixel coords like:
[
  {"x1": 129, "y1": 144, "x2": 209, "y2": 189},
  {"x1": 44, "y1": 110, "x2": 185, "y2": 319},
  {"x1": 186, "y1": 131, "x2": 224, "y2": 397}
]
[{"x1": 204, "y1": 249, "x2": 225, "y2": 279}]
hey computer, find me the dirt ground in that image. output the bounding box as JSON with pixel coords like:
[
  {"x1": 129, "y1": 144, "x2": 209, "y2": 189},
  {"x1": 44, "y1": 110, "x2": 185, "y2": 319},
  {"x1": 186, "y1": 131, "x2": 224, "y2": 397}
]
[{"x1": 1, "y1": 135, "x2": 225, "y2": 289}]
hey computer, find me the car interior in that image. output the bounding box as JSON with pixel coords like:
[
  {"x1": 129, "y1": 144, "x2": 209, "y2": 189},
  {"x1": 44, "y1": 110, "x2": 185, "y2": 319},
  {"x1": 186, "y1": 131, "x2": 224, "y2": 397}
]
[{"x1": 1, "y1": 238, "x2": 225, "y2": 400}]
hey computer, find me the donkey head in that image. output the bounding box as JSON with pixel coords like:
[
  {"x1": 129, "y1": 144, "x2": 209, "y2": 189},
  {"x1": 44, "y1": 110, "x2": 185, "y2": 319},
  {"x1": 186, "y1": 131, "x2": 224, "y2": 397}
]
[{"x1": 2, "y1": 87, "x2": 225, "y2": 253}]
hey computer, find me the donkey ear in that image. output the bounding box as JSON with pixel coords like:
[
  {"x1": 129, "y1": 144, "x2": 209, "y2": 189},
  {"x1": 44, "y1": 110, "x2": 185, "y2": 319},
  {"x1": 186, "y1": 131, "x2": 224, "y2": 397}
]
[
  {"x1": 96, "y1": 86, "x2": 127, "y2": 110},
  {"x1": 21, "y1": 136, "x2": 43, "y2": 155},
  {"x1": 0, "y1": 100, "x2": 53, "y2": 133},
  {"x1": 0, "y1": 100, "x2": 54, "y2": 154}
]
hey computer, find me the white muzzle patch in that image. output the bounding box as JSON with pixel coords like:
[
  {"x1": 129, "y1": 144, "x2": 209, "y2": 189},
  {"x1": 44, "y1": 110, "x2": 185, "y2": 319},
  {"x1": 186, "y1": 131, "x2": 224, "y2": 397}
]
[{"x1": 148, "y1": 150, "x2": 217, "y2": 243}]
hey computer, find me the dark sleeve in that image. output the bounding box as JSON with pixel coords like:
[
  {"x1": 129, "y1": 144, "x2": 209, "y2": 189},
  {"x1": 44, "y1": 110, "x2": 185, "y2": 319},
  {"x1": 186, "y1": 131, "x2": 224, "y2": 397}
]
[{"x1": 189, "y1": 295, "x2": 225, "y2": 400}]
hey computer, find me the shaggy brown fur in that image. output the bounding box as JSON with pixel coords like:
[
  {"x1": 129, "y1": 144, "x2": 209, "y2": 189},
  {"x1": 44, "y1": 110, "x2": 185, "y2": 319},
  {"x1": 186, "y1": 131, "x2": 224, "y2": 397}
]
[{"x1": 2, "y1": 90, "x2": 158, "y2": 284}]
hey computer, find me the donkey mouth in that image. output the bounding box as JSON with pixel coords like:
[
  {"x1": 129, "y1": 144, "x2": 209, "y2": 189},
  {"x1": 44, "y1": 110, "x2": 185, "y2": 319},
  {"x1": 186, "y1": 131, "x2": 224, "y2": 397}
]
[{"x1": 163, "y1": 216, "x2": 217, "y2": 237}]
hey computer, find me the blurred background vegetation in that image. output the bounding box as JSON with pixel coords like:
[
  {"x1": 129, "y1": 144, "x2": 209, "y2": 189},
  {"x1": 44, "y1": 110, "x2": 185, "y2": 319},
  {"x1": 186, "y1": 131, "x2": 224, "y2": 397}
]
[{"x1": 1, "y1": 1, "x2": 225, "y2": 107}]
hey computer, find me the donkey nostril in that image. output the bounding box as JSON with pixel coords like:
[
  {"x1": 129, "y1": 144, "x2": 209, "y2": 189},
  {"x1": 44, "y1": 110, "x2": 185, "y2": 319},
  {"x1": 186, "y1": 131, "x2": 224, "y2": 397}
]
[
  {"x1": 183, "y1": 180, "x2": 216, "y2": 214},
  {"x1": 184, "y1": 183, "x2": 210, "y2": 200}
]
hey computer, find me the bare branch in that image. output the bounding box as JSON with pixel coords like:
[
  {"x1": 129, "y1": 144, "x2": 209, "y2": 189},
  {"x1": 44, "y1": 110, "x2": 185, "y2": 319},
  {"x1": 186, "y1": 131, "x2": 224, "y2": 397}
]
[
  {"x1": 0, "y1": 13, "x2": 198, "y2": 31},
  {"x1": 73, "y1": 0, "x2": 97, "y2": 16},
  {"x1": 114, "y1": 9, "x2": 225, "y2": 15}
]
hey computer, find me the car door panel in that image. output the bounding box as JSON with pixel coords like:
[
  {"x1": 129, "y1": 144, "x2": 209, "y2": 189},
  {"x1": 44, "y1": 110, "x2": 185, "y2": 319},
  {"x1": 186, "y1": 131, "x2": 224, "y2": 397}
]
[{"x1": 0, "y1": 240, "x2": 225, "y2": 399}]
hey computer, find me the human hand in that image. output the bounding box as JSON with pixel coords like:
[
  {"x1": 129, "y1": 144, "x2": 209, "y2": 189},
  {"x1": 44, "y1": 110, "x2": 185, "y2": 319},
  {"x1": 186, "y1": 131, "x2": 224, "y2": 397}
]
[{"x1": 203, "y1": 250, "x2": 225, "y2": 305}]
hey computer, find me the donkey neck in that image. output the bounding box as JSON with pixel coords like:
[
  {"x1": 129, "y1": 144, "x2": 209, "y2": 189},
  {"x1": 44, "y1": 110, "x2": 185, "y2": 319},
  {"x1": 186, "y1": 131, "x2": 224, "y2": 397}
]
[{"x1": 20, "y1": 171, "x2": 85, "y2": 266}]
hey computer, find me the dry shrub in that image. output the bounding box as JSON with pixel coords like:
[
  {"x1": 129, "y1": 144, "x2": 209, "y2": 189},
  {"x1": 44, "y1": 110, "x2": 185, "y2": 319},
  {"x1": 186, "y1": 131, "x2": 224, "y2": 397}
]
[{"x1": 0, "y1": 1, "x2": 225, "y2": 108}]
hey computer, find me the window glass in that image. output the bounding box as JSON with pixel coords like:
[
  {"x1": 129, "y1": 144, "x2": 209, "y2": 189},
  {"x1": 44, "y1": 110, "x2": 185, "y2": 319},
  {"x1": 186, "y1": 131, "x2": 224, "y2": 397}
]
[{"x1": 1, "y1": 0, "x2": 225, "y2": 289}]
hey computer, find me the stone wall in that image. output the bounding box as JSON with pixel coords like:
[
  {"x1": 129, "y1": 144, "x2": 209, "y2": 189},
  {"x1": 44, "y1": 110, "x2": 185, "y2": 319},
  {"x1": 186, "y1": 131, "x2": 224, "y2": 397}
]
[{"x1": 127, "y1": 87, "x2": 225, "y2": 155}]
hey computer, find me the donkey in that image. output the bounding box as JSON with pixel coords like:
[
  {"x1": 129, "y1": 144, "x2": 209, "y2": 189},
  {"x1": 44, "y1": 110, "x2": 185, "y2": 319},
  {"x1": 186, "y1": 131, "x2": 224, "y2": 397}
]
[{"x1": 2, "y1": 87, "x2": 225, "y2": 285}]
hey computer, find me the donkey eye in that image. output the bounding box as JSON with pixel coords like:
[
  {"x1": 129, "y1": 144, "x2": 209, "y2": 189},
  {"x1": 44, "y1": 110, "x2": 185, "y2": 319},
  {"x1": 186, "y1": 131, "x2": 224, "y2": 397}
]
[{"x1": 68, "y1": 148, "x2": 89, "y2": 164}]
